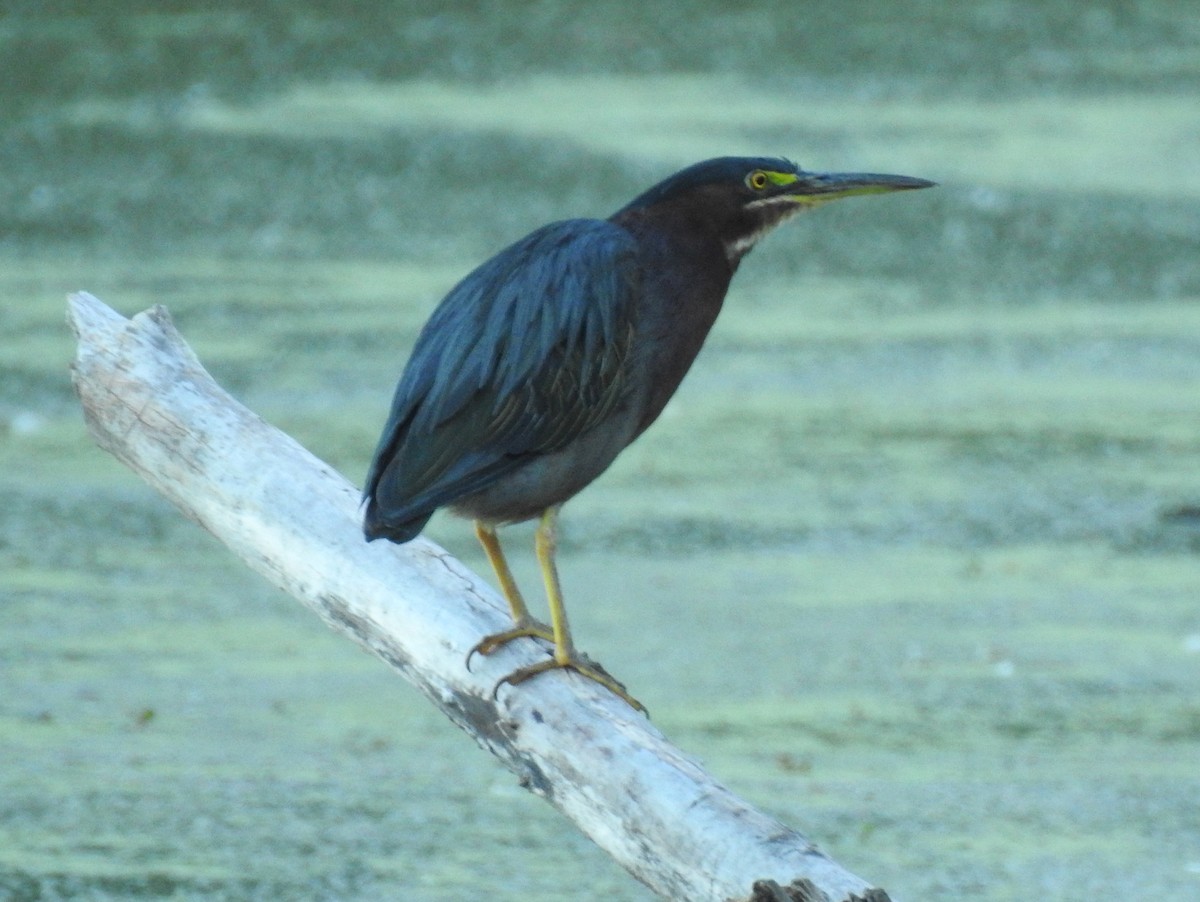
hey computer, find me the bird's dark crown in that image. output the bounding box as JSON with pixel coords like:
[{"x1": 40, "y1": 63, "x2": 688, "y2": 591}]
[{"x1": 618, "y1": 156, "x2": 802, "y2": 214}]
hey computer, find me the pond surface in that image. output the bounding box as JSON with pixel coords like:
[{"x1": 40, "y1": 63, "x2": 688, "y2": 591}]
[{"x1": 2, "y1": 4, "x2": 1199, "y2": 900}]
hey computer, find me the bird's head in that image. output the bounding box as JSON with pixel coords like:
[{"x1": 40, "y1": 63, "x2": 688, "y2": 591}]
[{"x1": 616, "y1": 156, "x2": 935, "y2": 265}]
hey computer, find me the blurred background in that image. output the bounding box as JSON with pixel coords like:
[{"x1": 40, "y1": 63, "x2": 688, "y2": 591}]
[{"x1": 3, "y1": 2, "x2": 1199, "y2": 899}]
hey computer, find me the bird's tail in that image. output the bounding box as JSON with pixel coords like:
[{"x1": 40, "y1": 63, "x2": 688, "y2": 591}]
[{"x1": 362, "y1": 499, "x2": 431, "y2": 544}]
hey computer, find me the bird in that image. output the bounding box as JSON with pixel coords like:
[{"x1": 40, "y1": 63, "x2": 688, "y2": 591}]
[{"x1": 363, "y1": 156, "x2": 934, "y2": 712}]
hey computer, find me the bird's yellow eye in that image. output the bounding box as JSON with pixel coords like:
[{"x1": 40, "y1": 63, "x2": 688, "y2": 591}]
[{"x1": 747, "y1": 170, "x2": 769, "y2": 191}]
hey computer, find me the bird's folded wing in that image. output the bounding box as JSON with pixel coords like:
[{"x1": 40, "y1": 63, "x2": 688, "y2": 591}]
[{"x1": 364, "y1": 218, "x2": 641, "y2": 523}]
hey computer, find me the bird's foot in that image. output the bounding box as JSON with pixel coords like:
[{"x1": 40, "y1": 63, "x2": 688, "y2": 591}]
[
  {"x1": 494, "y1": 654, "x2": 648, "y2": 715},
  {"x1": 466, "y1": 617, "x2": 555, "y2": 669}
]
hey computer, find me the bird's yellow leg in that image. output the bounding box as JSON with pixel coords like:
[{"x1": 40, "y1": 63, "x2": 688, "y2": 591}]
[
  {"x1": 497, "y1": 507, "x2": 646, "y2": 714},
  {"x1": 470, "y1": 521, "x2": 554, "y2": 659}
]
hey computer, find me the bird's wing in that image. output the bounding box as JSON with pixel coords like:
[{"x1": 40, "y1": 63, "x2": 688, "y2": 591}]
[{"x1": 364, "y1": 218, "x2": 640, "y2": 528}]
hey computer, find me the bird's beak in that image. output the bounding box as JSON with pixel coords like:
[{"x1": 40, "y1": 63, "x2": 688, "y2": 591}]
[{"x1": 782, "y1": 171, "x2": 936, "y2": 206}]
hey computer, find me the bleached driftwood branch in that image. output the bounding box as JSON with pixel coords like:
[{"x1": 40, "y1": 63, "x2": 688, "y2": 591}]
[{"x1": 67, "y1": 291, "x2": 893, "y2": 902}]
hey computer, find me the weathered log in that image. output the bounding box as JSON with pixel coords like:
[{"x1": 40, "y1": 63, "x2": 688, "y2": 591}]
[{"x1": 67, "y1": 290, "x2": 892, "y2": 902}]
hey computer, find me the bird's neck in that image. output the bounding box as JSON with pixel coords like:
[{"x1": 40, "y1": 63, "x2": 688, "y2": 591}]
[
  {"x1": 612, "y1": 204, "x2": 738, "y2": 282},
  {"x1": 610, "y1": 208, "x2": 736, "y2": 436}
]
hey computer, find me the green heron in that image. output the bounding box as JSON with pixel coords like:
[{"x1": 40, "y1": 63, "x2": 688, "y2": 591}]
[{"x1": 364, "y1": 156, "x2": 934, "y2": 711}]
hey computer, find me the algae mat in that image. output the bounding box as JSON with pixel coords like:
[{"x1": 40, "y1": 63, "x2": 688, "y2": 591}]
[{"x1": 3, "y1": 3, "x2": 1200, "y2": 899}]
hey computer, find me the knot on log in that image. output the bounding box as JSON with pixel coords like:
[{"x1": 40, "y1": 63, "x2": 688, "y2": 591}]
[{"x1": 744, "y1": 879, "x2": 893, "y2": 902}]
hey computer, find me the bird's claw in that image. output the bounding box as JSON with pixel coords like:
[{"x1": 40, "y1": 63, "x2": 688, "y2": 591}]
[
  {"x1": 492, "y1": 656, "x2": 648, "y2": 715},
  {"x1": 465, "y1": 619, "x2": 555, "y2": 670}
]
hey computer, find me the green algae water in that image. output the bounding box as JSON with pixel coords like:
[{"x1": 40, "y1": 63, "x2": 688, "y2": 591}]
[{"x1": 3, "y1": 4, "x2": 1199, "y2": 899}]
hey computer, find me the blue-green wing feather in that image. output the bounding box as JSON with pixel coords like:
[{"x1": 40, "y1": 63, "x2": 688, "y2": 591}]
[{"x1": 363, "y1": 218, "x2": 640, "y2": 540}]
